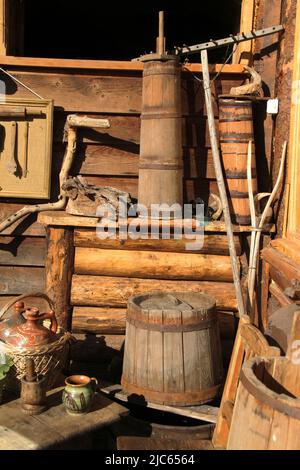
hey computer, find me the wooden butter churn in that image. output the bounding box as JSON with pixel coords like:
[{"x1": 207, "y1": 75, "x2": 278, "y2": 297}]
[{"x1": 138, "y1": 12, "x2": 183, "y2": 216}]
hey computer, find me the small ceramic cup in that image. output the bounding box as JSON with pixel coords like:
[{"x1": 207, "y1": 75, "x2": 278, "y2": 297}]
[{"x1": 62, "y1": 375, "x2": 98, "y2": 416}]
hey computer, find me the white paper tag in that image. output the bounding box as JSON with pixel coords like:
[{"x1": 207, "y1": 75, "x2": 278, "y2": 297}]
[{"x1": 267, "y1": 98, "x2": 279, "y2": 114}]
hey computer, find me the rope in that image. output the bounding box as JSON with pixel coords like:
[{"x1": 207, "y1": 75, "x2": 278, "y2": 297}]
[{"x1": 0, "y1": 67, "x2": 44, "y2": 99}]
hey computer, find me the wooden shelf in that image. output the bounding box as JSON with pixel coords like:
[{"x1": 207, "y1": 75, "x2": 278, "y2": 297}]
[
  {"x1": 38, "y1": 210, "x2": 275, "y2": 233},
  {"x1": 0, "y1": 55, "x2": 246, "y2": 75},
  {"x1": 101, "y1": 384, "x2": 219, "y2": 424}
]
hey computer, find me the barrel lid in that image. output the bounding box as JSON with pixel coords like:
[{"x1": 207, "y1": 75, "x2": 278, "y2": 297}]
[{"x1": 129, "y1": 292, "x2": 216, "y2": 313}]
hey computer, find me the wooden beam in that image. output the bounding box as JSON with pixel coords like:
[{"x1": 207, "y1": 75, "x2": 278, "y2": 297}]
[
  {"x1": 38, "y1": 210, "x2": 275, "y2": 233},
  {"x1": 0, "y1": 0, "x2": 7, "y2": 56},
  {"x1": 232, "y1": 0, "x2": 255, "y2": 65},
  {"x1": 74, "y1": 247, "x2": 235, "y2": 282},
  {"x1": 74, "y1": 229, "x2": 242, "y2": 256},
  {"x1": 0, "y1": 55, "x2": 245, "y2": 74},
  {"x1": 287, "y1": 0, "x2": 300, "y2": 237},
  {"x1": 71, "y1": 275, "x2": 239, "y2": 311},
  {"x1": 45, "y1": 228, "x2": 74, "y2": 330}
]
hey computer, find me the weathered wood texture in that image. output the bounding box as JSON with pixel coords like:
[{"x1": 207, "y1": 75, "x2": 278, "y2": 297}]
[
  {"x1": 0, "y1": 64, "x2": 245, "y2": 317},
  {"x1": 262, "y1": 246, "x2": 300, "y2": 294},
  {"x1": 0, "y1": 266, "x2": 44, "y2": 294},
  {"x1": 74, "y1": 247, "x2": 236, "y2": 282},
  {"x1": 72, "y1": 306, "x2": 235, "y2": 339},
  {"x1": 45, "y1": 228, "x2": 74, "y2": 330},
  {"x1": 0, "y1": 386, "x2": 128, "y2": 450},
  {"x1": 228, "y1": 356, "x2": 300, "y2": 449},
  {"x1": 121, "y1": 292, "x2": 223, "y2": 406},
  {"x1": 0, "y1": 236, "x2": 45, "y2": 266},
  {"x1": 74, "y1": 228, "x2": 242, "y2": 255},
  {"x1": 71, "y1": 275, "x2": 238, "y2": 311}
]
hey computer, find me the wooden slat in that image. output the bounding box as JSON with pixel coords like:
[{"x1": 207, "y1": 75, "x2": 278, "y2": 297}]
[
  {"x1": 53, "y1": 114, "x2": 141, "y2": 145},
  {"x1": 38, "y1": 210, "x2": 275, "y2": 233},
  {"x1": 65, "y1": 144, "x2": 216, "y2": 179},
  {"x1": 0, "y1": 203, "x2": 45, "y2": 236},
  {"x1": 1, "y1": 55, "x2": 245, "y2": 73},
  {"x1": 0, "y1": 266, "x2": 45, "y2": 294},
  {"x1": 71, "y1": 275, "x2": 238, "y2": 311},
  {"x1": 72, "y1": 145, "x2": 139, "y2": 176},
  {"x1": 0, "y1": 236, "x2": 45, "y2": 266},
  {"x1": 117, "y1": 435, "x2": 214, "y2": 450},
  {"x1": 4, "y1": 72, "x2": 142, "y2": 114},
  {"x1": 102, "y1": 384, "x2": 219, "y2": 424},
  {"x1": 81, "y1": 175, "x2": 220, "y2": 201},
  {"x1": 0, "y1": 294, "x2": 53, "y2": 314},
  {"x1": 72, "y1": 307, "x2": 126, "y2": 334},
  {"x1": 74, "y1": 247, "x2": 235, "y2": 282},
  {"x1": 2, "y1": 71, "x2": 245, "y2": 116},
  {"x1": 269, "y1": 281, "x2": 293, "y2": 307},
  {"x1": 262, "y1": 246, "x2": 300, "y2": 292},
  {"x1": 74, "y1": 228, "x2": 242, "y2": 255}
]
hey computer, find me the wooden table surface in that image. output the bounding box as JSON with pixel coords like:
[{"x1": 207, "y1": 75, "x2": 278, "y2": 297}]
[{"x1": 0, "y1": 387, "x2": 128, "y2": 450}]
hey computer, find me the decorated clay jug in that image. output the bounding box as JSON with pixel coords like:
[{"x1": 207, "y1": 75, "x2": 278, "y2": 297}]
[
  {"x1": 62, "y1": 375, "x2": 98, "y2": 415},
  {"x1": 4, "y1": 307, "x2": 58, "y2": 348}
]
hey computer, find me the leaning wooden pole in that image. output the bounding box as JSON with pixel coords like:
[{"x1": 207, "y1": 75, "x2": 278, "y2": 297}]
[{"x1": 201, "y1": 50, "x2": 245, "y2": 318}]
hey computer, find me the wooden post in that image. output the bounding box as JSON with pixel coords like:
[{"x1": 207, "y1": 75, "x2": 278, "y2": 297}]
[
  {"x1": 261, "y1": 260, "x2": 270, "y2": 331},
  {"x1": 286, "y1": 0, "x2": 300, "y2": 237},
  {"x1": 45, "y1": 227, "x2": 74, "y2": 331},
  {"x1": 0, "y1": 0, "x2": 7, "y2": 56},
  {"x1": 232, "y1": 0, "x2": 255, "y2": 65},
  {"x1": 201, "y1": 49, "x2": 245, "y2": 318}
]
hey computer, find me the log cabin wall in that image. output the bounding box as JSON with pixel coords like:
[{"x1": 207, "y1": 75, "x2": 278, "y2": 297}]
[
  {"x1": 0, "y1": 61, "x2": 246, "y2": 307},
  {"x1": 0, "y1": 61, "x2": 246, "y2": 363}
]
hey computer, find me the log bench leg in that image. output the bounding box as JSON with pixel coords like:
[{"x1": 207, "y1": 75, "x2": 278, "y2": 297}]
[{"x1": 45, "y1": 227, "x2": 74, "y2": 331}]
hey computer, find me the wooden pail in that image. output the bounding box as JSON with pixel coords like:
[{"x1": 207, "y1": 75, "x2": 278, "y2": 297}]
[
  {"x1": 121, "y1": 292, "x2": 223, "y2": 406},
  {"x1": 219, "y1": 99, "x2": 257, "y2": 225},
  {"x1": 228, "y1": 356, "x2": 300, "y2": 449}
]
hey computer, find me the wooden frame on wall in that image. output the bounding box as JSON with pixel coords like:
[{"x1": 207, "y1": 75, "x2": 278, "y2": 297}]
[{"x1": 0, "y1": 98, "x2": 53, "y2": 199}]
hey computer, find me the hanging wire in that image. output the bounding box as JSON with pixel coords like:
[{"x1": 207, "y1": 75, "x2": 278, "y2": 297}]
[
  {"x1": 183, "y1": 42, "x2": 238, "y2": 88},
  {"x1": 0, "y1": 67, "x2": 44, "y2": 99}
]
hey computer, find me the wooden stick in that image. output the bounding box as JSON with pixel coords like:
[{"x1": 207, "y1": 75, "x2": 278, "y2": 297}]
[
  {"x1": 66, "y1": 115, "x2": 110, "y2": 129},
  {"x1": 6, "y1": 121, "x2": 17, "y2": 175},
  {"x1": 247, "y1": 141, "x2": 287, "y2": 311},
  {"x1": 0, "y1": 126, "x2": 77, "y2": 234},
  {"x1": 157, "y1": 11, "x2": 165, "y2": 55},
  {"x1": 201, "y1": 49, "x2": 245, "y2": 318},
  {"x1": 247, "y1": 140, "x2": 256, "y2": 309}
]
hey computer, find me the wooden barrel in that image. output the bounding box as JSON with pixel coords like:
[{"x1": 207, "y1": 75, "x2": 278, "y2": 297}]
[
  {"x1": 121, "y1": 292, "x2": 223, "y2": 406},
  {"x1": 219, "y1": 99, "x2": 257, "y2": 225},
  {"x1": 138, "y1": 58, "x2": 183, "y2": 215},
  {"x1": 228, "y1": 356, "x2": 300, "y2": 449}
]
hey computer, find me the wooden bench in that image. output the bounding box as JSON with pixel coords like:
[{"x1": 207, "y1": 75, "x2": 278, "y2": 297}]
[{"x1": 0, "y1": 386, "x2": 128, "y2": 450}]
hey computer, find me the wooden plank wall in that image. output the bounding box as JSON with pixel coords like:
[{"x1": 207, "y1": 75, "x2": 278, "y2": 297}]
[{"x1": 0, "y1": 65, "x2": 245, "y2": 310}]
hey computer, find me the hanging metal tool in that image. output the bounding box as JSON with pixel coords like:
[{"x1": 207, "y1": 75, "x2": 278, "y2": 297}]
[{"x1": 6, "y1": 121, "x2": 17, "y2": 175}]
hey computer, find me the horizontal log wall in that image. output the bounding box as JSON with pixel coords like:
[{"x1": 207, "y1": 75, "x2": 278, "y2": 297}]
[
  {"x1": 74, "y1": 247, "x2": 236, "y2": 282},
  {"x1": 74, "y1": 229, "x2": 242, "y2": 255},
  {"x1": 0, "y1": 64, "x2": 245, "y2": 327},
  {"x1": 72, "y1": 306, "x2": 236, "y2": 339},
  {"x1": 71, "y1": 275, "x2": 238, "y2": 311}
]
